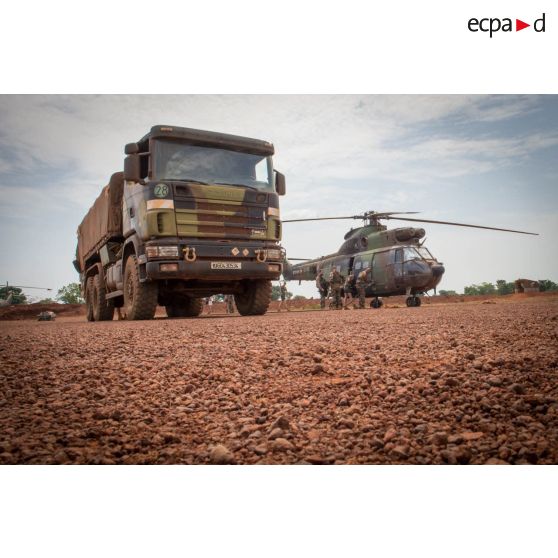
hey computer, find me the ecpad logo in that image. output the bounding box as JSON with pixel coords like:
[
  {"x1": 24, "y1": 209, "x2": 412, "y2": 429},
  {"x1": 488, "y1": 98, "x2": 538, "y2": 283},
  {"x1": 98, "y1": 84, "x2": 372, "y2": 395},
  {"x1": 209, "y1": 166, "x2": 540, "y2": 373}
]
[{"x1": 468, "y1": 13, "x2": 546, "y2": 37}]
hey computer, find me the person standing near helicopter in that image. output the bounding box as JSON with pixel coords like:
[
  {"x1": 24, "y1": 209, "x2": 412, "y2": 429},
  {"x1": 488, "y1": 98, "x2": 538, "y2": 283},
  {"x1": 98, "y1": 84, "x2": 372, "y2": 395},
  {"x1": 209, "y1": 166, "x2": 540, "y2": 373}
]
[
  {"x1": 277, "y1": 280, "x2": 290, "y2": 312},
  {"x1": 316, "y1": 270, "x2": 329, "y2": 309},
  {"x1": 343, "y1": 272, "x2": 355, "y2": 309},
  {"x1": 356, "y1": 267, "x2": 371, "y2": 309},
  {"x1": 329, "y1": 268, "x2": 344, "y2": 310}
]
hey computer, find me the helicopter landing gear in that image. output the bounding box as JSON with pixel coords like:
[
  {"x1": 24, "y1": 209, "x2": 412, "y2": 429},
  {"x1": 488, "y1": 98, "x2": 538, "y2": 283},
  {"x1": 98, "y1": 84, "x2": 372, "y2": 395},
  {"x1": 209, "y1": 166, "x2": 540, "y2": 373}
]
[
  {"x1": 370, "y1": 297, "x2": 383, "y2": 309},
  {"x1": 406, "y1": 296, "x2": 421, "y2": 307}
]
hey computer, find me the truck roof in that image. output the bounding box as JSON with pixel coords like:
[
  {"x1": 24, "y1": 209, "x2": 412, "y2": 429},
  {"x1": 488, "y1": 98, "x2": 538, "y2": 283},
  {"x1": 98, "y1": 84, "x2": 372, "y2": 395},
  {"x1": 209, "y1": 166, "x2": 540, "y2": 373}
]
[{"x1": 137, "y1": 125, "x2": 275, "y2": 156}]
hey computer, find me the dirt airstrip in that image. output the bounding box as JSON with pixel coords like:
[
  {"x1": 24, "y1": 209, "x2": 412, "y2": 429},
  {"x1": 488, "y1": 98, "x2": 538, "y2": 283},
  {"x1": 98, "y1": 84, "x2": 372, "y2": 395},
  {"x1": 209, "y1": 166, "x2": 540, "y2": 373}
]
[{"x1": 1, "y1": 295, "x2": 557, "y2": 464}]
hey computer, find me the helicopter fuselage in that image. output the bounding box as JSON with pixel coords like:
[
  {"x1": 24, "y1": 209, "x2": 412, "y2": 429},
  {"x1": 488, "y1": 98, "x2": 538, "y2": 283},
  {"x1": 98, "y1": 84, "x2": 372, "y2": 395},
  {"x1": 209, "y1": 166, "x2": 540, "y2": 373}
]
[{"x1": 285, "y1": 225, "x2": 445, "y2": 298}]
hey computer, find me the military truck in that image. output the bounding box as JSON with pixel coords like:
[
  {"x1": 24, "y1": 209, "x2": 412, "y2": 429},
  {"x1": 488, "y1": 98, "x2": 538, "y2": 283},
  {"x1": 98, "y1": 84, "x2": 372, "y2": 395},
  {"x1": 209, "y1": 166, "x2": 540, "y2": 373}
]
[{"x1": 74, "y1": 125, "x2": 286, "y2": 321}]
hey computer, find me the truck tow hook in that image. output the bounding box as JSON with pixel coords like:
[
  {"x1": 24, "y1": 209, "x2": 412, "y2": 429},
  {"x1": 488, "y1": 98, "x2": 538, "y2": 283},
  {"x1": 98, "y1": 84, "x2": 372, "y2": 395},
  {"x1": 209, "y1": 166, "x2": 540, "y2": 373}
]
[
  {"x1": 183, "y1": 247, "x2": 197, "y2": 262},
  {"x1": 255, "y1": 250, "x2": 267, "y2": 263}
]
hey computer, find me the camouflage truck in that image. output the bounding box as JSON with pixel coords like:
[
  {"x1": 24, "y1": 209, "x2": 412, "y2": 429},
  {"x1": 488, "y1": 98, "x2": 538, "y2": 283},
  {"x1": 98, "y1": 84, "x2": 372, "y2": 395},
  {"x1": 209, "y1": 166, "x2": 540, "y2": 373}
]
[{"x1": 74, "y1": 125, "x2": 286, "y2": 321}]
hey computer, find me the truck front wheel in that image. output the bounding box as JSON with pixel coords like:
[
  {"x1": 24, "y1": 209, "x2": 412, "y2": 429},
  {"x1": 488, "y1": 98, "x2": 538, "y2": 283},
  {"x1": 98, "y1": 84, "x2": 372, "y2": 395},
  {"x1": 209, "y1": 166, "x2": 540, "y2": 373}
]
[
  {"x1": 124, "y1": 255, "x2": 158, "y2": 320},
  {"x1": 166, "y1": 297, "x2": 203, "y2": 318},
  {"x1": 92, "y1": 274, "x2": 114, "y2": 321},
  {"x1": 234, "y1": 280, "x2": 272, "y2": 316}
]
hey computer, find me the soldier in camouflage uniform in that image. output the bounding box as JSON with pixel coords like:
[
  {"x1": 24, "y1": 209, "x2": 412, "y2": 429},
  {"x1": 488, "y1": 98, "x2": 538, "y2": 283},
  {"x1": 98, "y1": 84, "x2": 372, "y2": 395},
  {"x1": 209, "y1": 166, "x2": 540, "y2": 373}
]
[
  {"x1": 356, "y1": 268, "x2": 371, "y2": 309},
  {"x1": 329, "y1": 268, "x2": 344, "y2": 310},
  {"x1": 343, "y1": 273, "x2": 355, "y2": 309},
  {"x1": 277, "y1": 281, "x2": 290, "y2": 312},
  {"x1": 316, "y1": 270, "x2": 329, "y2": 309},
  {"x1": 225, "y1": 294, "x2": 235, "y2": 314}
]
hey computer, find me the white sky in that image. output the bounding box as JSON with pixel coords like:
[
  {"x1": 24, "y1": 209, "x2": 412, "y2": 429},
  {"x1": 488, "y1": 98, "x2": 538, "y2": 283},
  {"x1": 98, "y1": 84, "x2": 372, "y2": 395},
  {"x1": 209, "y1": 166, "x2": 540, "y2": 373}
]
[{"x1": 0, "y1": 94, "x2": 556, "y2": 300}]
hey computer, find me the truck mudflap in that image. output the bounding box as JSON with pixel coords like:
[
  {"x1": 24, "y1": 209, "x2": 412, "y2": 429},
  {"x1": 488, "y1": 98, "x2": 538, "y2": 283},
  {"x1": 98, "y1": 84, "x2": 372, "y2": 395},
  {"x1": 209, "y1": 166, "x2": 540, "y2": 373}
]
[{"x1": 145, "y1": 260, "x2": 282, "y2": 281}]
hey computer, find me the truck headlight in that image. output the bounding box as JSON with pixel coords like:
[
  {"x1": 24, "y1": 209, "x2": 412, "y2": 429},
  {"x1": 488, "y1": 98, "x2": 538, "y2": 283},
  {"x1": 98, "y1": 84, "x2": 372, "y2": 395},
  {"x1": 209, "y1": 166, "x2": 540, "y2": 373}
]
[
  {"x1": 159, "y1": 246, "x2": 179, "y2": 258},
  {"x1": 266, "y1": 249, "x2": 282, "y2": 260},
  {"x1": 146, "y1": 246, "x2": 180, "y2": 259},
  {"x1": 146, "y1": 246, "x2": 159, "y2": 259}
]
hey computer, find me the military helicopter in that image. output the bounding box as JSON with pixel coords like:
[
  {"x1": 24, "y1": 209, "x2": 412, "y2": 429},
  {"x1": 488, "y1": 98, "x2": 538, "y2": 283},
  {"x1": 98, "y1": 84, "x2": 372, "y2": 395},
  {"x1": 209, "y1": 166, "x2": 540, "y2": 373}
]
[
  {"x1": 0, "y1": 283, "x2": 53, "y2": 306},
  {"x1": 282, "y1": 211, "x2": 537, "y2": 307}
]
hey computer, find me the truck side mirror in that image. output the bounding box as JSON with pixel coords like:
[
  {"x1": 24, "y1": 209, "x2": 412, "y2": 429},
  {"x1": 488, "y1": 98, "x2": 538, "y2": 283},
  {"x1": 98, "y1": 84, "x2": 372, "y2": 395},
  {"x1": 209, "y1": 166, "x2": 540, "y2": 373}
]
[
  {"x1": 124, "y1": 155, "x2": 141, "y2": 182},
  {"x1": 275, "y1": 171, "x2": 286, "y2": 196},
  {"x1": 125, "y1": 143, "x2": 139, "y2": 155}
]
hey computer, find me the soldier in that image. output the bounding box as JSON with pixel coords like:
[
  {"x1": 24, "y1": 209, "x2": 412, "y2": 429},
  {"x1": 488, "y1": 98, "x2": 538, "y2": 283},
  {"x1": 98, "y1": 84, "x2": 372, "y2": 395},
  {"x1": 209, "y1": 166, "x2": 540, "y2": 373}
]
[
  {"x1": 278, "y1": 280, "x2": 290, "y2": 312},
  {"x1": 343, "y1": 272, "x2": 355, "y2": 309},
  {"x1": 225, "y1": 294, "x2": 235, "y2": 314},
  {"x1": 356, "y1": 267, "x2": 371, "y2": 309},
  {"x1": 329, "y1": 268, "x2": 344, "y2": 310},
  {"x1": 316, "y1": 270, "x2": 329, "y2": 309}
]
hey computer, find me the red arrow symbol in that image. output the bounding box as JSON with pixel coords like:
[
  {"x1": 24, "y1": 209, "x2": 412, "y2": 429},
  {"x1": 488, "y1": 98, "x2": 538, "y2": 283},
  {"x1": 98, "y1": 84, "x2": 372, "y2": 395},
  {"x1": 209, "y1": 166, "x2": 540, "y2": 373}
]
[{"x1": 516, "y1": 19, "x2": 530, "y2": 31}]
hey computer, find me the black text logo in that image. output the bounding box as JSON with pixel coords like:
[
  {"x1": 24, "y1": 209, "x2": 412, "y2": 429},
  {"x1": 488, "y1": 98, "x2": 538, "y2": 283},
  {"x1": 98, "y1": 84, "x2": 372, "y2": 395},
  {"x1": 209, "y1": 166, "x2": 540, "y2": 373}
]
[{"x1": 468, "y1": 13, "x2": 546, "y2": 37}]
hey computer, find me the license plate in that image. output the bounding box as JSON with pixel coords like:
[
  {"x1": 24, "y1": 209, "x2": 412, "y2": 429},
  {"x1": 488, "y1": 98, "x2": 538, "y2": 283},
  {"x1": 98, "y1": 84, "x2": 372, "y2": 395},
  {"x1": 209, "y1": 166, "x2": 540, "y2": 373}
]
[{"x1": 211, "y1": 261, "x2": 242, "y2": 270}]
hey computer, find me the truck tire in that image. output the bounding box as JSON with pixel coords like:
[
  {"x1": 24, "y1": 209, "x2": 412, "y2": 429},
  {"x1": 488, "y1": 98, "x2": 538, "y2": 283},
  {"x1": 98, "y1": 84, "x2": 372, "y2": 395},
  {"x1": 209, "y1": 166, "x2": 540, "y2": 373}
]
[
  {"x1": 166, "y1": 297, "x2": 203, "y2": 318},
  {"x1": 92, "y1": 274, "x2": 114, "y2": 321},
  {"x1": 123, "y1": 255, "x2": 158, "y2": 320},
  {"x1": 234, "y1": 280, "x2": 272, "y2": 316},
  {"x1": 85, "y1": 277, "x2": 95, "y2": 322}
]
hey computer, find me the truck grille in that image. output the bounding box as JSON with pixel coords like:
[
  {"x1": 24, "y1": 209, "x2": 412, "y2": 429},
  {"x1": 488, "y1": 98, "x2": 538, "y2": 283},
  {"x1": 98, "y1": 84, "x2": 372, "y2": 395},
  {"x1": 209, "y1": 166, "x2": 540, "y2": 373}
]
[{"x1": 174, "y1": 189, "x2": 268, "y2": 240}]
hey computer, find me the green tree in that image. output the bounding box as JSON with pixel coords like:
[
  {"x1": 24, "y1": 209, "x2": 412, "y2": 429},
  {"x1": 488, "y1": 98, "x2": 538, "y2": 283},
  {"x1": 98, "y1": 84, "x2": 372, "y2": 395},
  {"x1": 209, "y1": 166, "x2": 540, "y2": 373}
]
[
  {"x1": 496, "y1": 280, "x2": 515, "y2": 296},
  {"x1": 56, "y1": 282, "x2": 84, "y2": 304},
  {"x1": 39, "y1": 298, "x2": 55, "y2": 304},
  {"x1": 464, "y1": 282, "x2": 496, "y2": 296},
  {"x1": 464, "y1": 284, "x2": 479, "y2": 295},
  {"x1": 0, "y1": 286, "x2": 27, "y2": 304},
  {"x1": 538, "y1": 279, "x2": 558, "y2": 292}
]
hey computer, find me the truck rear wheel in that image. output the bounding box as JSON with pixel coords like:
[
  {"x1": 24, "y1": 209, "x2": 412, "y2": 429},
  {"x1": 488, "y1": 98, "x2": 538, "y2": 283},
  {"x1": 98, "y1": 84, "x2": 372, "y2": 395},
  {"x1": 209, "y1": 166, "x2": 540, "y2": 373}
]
[
  {"x1": 92, "y1": 274, "x2": 114, "y2": 321},
  {"x1": 235, "y1": 280, "x2": 272, "y2": 316},
  {"x1": 123, "y1": 255, "x2": 158, "y2": 320},
  {"x1": 166, "y1": 297, "x2": 203, "y2": 318},
  {"x1": 85, "y1": 277, "x2": 95, "y2": 322}
]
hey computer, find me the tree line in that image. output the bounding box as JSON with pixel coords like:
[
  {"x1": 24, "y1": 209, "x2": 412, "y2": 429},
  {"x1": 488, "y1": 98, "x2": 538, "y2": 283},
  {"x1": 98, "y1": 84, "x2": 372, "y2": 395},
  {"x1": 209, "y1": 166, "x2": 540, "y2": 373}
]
[
  {"x1": 439, "y1": 279, "x2": 558, "y2": 297},
  {"x1": 3, "y1": 278, "x2": 558, "y2": 305}
]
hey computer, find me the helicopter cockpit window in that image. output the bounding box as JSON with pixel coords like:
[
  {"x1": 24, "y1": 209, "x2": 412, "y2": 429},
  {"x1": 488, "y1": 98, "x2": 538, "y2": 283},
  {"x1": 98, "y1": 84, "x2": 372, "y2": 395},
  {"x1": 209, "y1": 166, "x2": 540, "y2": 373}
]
[
  {"x1": 417, "y1": 247, "x2": 434, "y2": 260},
  {"x1": 394, "y1": 249, "x2": 403, "y2": 263},
  {"x1": 402, "y1": 247, "x2": 421, "y2": 261}
]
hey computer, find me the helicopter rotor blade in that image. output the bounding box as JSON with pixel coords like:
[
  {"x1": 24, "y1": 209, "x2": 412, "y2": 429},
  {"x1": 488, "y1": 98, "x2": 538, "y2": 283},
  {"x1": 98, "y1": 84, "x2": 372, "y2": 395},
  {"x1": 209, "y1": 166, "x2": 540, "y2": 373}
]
[
  {"x1": 384, "y1": 216, "x2": 538, "y2": 235},
  {"x1": 364, "y1": 211, "x2": 420, "y2": 218},
  {"x1": 283, "y1": 211, "x2": 420, "y2": 223},
  {"x1": 286, "y1": 258, "x2": 311, "y2": 261},
  {"x1": 282, "y1": 216, "x2": 360, "y2": 223},
  {"x1": 5, "y1": 285, "x2": 53, "y2": 290}
]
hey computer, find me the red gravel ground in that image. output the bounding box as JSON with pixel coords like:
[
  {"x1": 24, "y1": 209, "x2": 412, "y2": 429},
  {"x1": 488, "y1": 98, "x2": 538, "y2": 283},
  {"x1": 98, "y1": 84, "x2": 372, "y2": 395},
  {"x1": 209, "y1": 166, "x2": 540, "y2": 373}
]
[{"x1": 1, "y1": 296, "x2": 557, "y2": 464}]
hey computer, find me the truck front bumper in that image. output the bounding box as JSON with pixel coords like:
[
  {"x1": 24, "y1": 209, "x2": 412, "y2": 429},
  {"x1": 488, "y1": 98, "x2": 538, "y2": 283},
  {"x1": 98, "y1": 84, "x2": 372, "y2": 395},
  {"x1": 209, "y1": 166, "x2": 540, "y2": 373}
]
[{"x1": 145, "y1": 259, "x2": 282, "y2": 281}]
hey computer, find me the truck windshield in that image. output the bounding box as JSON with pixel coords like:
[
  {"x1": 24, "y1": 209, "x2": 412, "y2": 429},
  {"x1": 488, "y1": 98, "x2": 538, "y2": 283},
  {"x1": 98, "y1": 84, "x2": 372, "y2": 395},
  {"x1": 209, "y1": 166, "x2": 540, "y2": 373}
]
[{"x1": 153, "y1": 140, "x2": 273, "y2": 191}]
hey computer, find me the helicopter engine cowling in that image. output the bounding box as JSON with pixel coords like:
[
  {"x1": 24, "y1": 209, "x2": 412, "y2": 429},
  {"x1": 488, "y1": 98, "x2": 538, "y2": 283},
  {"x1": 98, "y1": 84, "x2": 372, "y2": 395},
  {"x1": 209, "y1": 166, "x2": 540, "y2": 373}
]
[{"x1": 395, "y1": 227, "x2": 425, "y2": 242}]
